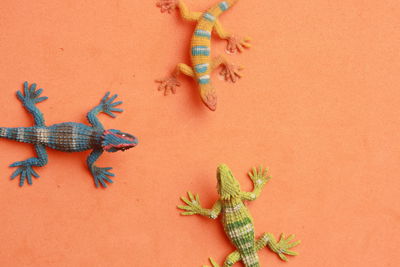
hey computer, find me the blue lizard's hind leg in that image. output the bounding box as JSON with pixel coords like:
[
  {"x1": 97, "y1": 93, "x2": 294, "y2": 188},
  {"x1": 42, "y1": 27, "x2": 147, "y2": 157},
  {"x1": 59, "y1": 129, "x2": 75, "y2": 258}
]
[
  {"x1": 10, "y1": 144, "x2": 48, "y2": 186},
  {"x1": 17, "y1": 82, "x2": 48, "y2": 127}
]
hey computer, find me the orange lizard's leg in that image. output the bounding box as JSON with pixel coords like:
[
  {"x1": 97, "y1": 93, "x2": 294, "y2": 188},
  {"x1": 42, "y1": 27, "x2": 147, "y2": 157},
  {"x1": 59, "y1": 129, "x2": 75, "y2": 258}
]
[
  {"x1": 214, "y1": 20, "x2": 251, "y2": 54},
  {"x1": 157, "y1": 0, "x2": 201, "y2": 21},
  {"x1": 210, "y1": 56, "x2": 243, "y2": 83},
  {"x1": 156, "y1": 63, "x2": 194, "y2": 95}
]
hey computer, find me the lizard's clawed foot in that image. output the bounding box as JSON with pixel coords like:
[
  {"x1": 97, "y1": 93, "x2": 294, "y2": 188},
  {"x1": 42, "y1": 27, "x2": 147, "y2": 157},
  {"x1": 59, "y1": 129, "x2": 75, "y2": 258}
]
[
  {"x1": 100, "y1": 92, "x2": 123, "y2": 118},
  {"x1": 10, "y1": 162, "x2": 39, "y2": 186},
  {"x1": 220, "y1": 64, "x2": 243, "y2": 83},
  {"x1": 92, "y1": 166, "x2": 115, "y2": 188},
  {"x1": 248, "y1": 166, "x2": 271, "y2": 187},
  {"x1": 267, "y1": 233, "x2": 301, "y2": 261},
  {"x1": 156, "y1": 0, "x2": 178, "y2": 14},
  {"x1": 156, "y1": 76, "x2": 180, "y2": 96},
  {"x1": 17, "y1": 82, "x2": 48, "y2": 105},
  {"x1": 226, "y1": 36, "x2": 251, "y2": 54},
  {"x1": 202, "y1": 257, "x2": 221, "y2": 267},
  {"x1": 177, "y1": 191, "x2": 203, "y2": 215}
]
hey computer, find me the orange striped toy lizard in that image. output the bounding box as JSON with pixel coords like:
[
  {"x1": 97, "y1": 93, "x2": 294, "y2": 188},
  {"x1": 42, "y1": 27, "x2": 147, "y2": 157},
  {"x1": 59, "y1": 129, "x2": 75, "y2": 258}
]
[{"x1": 156, "y1": 0, "x2": 251, "y2": 111}]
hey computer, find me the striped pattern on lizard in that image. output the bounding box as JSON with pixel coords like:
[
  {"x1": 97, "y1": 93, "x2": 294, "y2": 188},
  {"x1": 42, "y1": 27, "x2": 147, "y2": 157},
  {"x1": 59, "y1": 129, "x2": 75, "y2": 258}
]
[
  {"x1": 178, "y1": 164, "x2": 300, "y2": 267},
  {"x1": 1, "y1": 82, "x2": 138, "y2": 188},
  {"x1": 156, "y1": 0, "x2": 251, "y2": 111}
]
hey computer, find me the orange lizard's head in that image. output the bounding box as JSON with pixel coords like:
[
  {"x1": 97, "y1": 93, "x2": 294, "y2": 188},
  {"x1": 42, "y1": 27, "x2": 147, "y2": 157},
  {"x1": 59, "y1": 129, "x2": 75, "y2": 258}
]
[{"x1": 200, "y1": 84, "x2": 217, "y2": 111}]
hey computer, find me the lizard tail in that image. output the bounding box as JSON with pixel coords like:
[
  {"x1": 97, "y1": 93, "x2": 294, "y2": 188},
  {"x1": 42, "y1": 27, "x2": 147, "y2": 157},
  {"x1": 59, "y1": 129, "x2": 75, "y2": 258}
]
[{"x1": 207, "y1": 0, "x2": 240, "y2": 19}]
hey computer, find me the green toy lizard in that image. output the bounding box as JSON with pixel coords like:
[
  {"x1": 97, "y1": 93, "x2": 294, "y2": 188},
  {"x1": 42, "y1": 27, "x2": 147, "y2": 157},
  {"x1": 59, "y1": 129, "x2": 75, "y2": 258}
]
[{"x1": 178, "y1": 164, "x2": 300, "y2": 267}]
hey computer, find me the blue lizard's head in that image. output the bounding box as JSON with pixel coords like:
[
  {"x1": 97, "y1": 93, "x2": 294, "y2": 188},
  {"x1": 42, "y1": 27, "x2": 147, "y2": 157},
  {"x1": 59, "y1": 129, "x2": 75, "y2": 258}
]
[
  {"x1": 101, "y1": 129, "x2": 138, "y2": 152},
  {"x1": 216, "y1": 164, "x2": 241, "y2": 200}
]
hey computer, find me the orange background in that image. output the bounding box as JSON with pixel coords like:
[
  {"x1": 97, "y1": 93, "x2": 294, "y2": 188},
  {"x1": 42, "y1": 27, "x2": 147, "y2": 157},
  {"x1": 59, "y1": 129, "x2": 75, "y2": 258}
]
[{"x1": 0, "y1": 0, "x2": 399, "y2": 266}]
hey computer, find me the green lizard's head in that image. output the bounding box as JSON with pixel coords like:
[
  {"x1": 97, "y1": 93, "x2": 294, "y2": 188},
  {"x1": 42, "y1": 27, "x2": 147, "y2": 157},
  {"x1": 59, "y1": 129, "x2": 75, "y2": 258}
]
[
  {"x1": 216, "y1": 164, "x2": 241, "y2": 200},
  {"x1": 101, "y1": 129, "x2": 138, "y2": 152}
]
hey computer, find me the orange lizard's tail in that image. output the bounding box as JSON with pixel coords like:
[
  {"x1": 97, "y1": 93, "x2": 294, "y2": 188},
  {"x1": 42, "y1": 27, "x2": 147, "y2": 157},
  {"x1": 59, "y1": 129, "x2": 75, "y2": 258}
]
[{"x1": 199, "y1": 83, "x2": 217, "y2": 111}]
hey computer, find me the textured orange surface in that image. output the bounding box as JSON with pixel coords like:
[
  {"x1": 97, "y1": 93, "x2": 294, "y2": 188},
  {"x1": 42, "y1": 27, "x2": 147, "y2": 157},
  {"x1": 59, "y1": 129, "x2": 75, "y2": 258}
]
[{"x1": 0, "y1": 0, "x2": 399, "y2": 266}]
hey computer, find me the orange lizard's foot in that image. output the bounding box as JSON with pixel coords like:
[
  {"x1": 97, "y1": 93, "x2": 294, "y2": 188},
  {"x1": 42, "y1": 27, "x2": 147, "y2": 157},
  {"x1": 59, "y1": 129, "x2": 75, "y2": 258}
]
[
  {"x1": 156, "y1": 0, "x2": 178, "y2": 14},
  {"x1": 156, "y1": 76, "x2": 180, "y2": 96},
  {"x1": 226, "y1": 36, "x2": 251, "y2": 54},
  {"x1": 200, "y1": 84, "x2": 217, "y2": 111},
  {"x1": 220, "y1": 64, "x2": 243, "y2": 83}
]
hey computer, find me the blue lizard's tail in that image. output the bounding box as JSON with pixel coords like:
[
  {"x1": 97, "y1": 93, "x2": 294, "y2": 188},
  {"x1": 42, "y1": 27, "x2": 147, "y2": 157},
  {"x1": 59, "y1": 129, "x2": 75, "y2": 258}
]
[{"x1": 0, "y1": 127, "x2": 38, "y2": 144}]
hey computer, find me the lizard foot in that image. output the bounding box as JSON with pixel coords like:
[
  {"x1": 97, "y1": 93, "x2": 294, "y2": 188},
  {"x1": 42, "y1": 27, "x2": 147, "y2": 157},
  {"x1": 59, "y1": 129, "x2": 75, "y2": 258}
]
[
  {"x1": 220, "y1": 64, "x2": 243, "y2": 83},
  {"x1": 202, "y1": 258, "x2": 220, "y2": 267},
  {"x1": 156, "y1": 0, "x2": 178, "y2": 14},
  {"x1": 10, "y1": 162, "x2": 39, "y2": 186},
  {"x1": 226, "y1": 36, "x2": 251, "y2": 54},
  {"x1": 92, "y1": 166, "x2": 115, "y2": 188},
  {"x1": 156, "y1": 76, "x2": 180, "y2": 96},
  {"x1": 17, "y1": 81, "x2": 48, "y2": 106},
  {"x1": 100, "y1": 92, "x2": 123, "y2": 118},
  {"x1": 178, "y1": 191, "x2": 203, "y2": 216},
  {"x1": 265, "y1": 233, "x2": 301, "y2": 261},
  {"x1": 248, "y1": 166, "x2": 271, "y2": 187}
]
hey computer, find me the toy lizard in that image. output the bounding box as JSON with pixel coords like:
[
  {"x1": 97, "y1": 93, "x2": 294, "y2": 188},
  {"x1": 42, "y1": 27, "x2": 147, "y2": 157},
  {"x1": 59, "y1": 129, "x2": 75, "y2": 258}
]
[
  {"x1": 156, "y1": 0, "x2": 251, "y2": 111},
  {"x1": 178, "y1": 164, "x2": 300, "y2": 267},
  {"x1": 0, "y1": 82, "x2": 138, "y2": 188}
]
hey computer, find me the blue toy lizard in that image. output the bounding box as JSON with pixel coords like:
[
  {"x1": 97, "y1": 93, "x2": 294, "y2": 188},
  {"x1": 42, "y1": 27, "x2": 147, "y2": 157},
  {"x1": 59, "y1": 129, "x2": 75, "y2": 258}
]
[{"x1": 0, "y1": 82, "x2": 138, "y2": 188}]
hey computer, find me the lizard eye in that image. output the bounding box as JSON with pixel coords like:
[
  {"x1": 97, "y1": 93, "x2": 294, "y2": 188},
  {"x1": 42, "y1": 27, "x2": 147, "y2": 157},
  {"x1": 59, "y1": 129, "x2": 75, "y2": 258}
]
[{"x1": 121, "y1": 134, "x2": 126, "y2": 137}]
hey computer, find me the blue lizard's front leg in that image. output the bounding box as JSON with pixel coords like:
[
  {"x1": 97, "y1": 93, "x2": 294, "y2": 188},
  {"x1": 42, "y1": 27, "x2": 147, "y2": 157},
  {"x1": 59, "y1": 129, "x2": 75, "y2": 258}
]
[
  {"x1": 17, "y1": 82, "x2": 48, "y2": 127},
  {"x1": 10, "y1": 144, "x2": 48, "y2": 186},
  {"x1": 86, "y1": 92, "x2": 123, "y2": 130},
  {"x1": 87, "y1": 148, "x2": 115, "y2": 188}
]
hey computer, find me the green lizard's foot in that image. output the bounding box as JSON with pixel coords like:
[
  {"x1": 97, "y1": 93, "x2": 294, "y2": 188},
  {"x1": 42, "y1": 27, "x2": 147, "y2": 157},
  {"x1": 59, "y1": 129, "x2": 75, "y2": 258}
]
[
  {"x1": 10, "y1": 162, "x2": 39, "y2": 186},
  {"x1": 99, "y1": 92, "x2": 123, "y2": 118},
  {"x1": 202, "y1": 257, "x2": 221, "y2": 267},
  {"x1": 226, "y1": 36, "x2": 251, "y2": 54},
  {"x1": 156, "y1": 0, "x2": 177, "y2": 14},
  {"x1": 92, "y1": 166, "x2": 115, "y2": 188},
  {"x1": 17, "y1": 82, "x2": 48, "y2": 106},
  {"x1": 156, "y1": 76, "x2": 180, "y2": 96},
  {"x1": 177, "y1": 191, "x2": 204, "y2": 216},
  {"x1": 220, "y1": 63, "x2": 243, "y2": 83},
  {"x1": 265, "y1": 233, "x2": 301, "y2": 261},
  {"x1": 248, "y1": 166, "x2": 271, "y2": 187}
]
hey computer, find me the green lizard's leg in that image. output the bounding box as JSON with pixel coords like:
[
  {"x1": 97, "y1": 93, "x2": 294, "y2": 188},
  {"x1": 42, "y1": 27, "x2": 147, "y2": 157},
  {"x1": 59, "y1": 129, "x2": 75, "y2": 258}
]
[
  {"x1": 256, "y1": 233, "x2": 301, "y2": 262},
  {"x1": 210, "y1": 56, "x2": 243, "y2": 83},
  {"x1": 87, "y1": 92, "x2": 123, "y2": 130},
  {"x1": 214, "y1": 20, "x2": 251, "y2": 54},
  {"x1": 10, "y1": 144, "x2": 48, "y2": 186},
  {"x1": 87, "y1": 148, "x2": 115, "y2": 188},
  {"x1": 204, "y1": 233, "x2": 300, "y2": 267},
  {"x1": 240, "y1": 166, "x2": 271, "y2": 201},
  {"x1": 16, "y1": 82, "x2": 47, "y2": 127},
  {"x1": 156, "y1": 63, "x2": 194, "y2": 96},
  {"x1": 177, "y1": 192, "x2": 222, "y2": 219},
  {"x1": 203, "y1": 252, "x2": 241, "y2": 267}
]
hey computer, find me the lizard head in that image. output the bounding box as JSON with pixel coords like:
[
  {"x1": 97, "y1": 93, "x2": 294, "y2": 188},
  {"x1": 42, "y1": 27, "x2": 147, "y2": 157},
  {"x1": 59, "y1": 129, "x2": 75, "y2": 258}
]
[
  {"x1": 216, "y1": 164, "x2": 241, "y2": 200},
  {"x1": 101, "y1": 129, "x2": 138, "y2": 152}
]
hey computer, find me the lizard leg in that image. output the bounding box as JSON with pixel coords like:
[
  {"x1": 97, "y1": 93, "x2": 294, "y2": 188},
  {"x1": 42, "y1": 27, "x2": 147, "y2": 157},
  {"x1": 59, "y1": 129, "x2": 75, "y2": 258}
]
[
  {"x1": 204, "y1": 233, "x2": 300, "y2": 266},
  {"x1": 87, "y1": 92, "x2": 123, "y2": 129},
  {"x1": 256, "y1": 233, "x2": 301, "y2": 261},
  {"x1": 87, "y1": 148, "x2": 115, "y2": 188},
  {"x1": 178, "y1": 192, "x2": 222, "y2": 219},
  {"x1": 156, "y1": 63, "x2": 194, "y2": 96},
  {"x1": 214, "y1": 20, "x2": 251, "y2": 54},
  {"x1": 240, "y1": 166, "x2": 271, "y2": 201},
  {"x1": 16, "y1": 82, "x2": 48, "y2": 127},
  {"x1": 10, "y1": 144, "x2": 48, "y2": 186},
  {"x1": 157, "y1": 0, "x2": 202, "y2": 21},
  {"x1": 210, "y1": 56, "x2": 243, "y2": 83}
]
